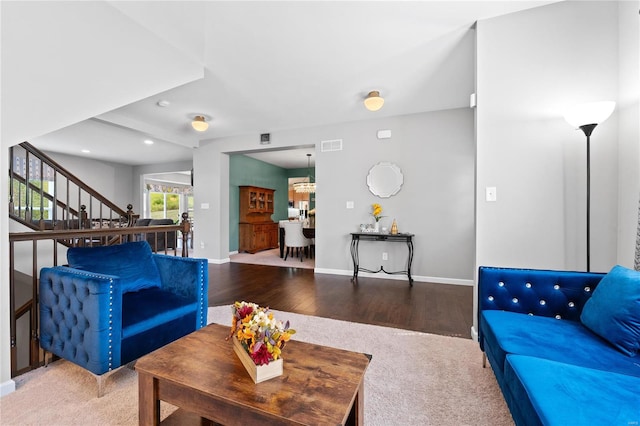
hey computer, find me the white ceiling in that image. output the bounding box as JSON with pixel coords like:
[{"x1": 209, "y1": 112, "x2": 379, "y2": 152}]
[{"x1": 31, "y1": 1, "x2": 557, "y2": 169}]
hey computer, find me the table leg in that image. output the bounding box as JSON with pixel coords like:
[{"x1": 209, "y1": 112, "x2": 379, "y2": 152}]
[
  {"x1": 279, "y1": 228, "x2": 285, "y2": 258},
  {"x1": 406, "y1": 239, "x2": 414, "y2": 286},
  {"x1": 138, "y1": 371, "x2": 160, "y2": 426},
  {"x1": 350, "y1": 237, "x2": 359, "y2": 281},
  {"x1": 352, "y1": 378, "x2": 365, "y2": 426}
]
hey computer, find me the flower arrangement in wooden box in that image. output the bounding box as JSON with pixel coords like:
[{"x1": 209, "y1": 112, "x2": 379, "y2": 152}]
[{"x1": 228, "y1": 301, "x2": 296, "y2": 383}]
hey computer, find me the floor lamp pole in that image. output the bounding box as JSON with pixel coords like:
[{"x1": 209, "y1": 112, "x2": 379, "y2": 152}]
[{"x1": 580, "y1": 124, "x2": 597, "y2": 273}]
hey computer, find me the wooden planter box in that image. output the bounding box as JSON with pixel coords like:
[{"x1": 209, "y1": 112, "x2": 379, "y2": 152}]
[{"x1": 232, "y1": 337, "x2": 283, "y2": 383}]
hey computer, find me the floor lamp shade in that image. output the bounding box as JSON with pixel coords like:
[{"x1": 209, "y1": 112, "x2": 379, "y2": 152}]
[{"x1": 564, "y1": 101, "x2": 616, "y2": 129}]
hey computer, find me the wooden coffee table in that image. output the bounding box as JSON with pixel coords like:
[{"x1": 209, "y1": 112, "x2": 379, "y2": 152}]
[{"x1": 136, "y1": 323, "x2": 370, "y2": 425}]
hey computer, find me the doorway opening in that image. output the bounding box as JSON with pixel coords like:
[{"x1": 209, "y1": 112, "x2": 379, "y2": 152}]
[
  {"x1": 228, "y1": 146, "x2": 316, "y2": 268},
  {"x1": 143, "y1": 171, "x2": 193, "y2": 252}
]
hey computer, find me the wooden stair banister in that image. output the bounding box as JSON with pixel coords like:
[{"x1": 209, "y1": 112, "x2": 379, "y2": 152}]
[
  {"x1": 11, "y1": 172, "x2": 81, "y2": 217},
  {"x1": 16, "y1": 142, "x2": 130, "y2": 217},
  {"x1": 9, "y1": 142, "x2": 137, "y2": 233}
]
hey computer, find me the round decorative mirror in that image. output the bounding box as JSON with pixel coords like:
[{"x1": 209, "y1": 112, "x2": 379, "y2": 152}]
[{"x1": 366, "y1": 162, "x2": 404, "y2": 198}]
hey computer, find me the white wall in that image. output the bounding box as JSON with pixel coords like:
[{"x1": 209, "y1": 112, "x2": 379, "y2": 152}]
[
  {"x1": 476, "y1": 1, "x2": 619, "y2": 273},
  {"x1": 194, "y1": 108, "x2": 476, "y2": 283},
  {"x1": 473, "y1": 1, "x2": 638, "y2": 334},
  {"x1": 616, "y1": 1, "x2": 640, "y2": 267},
  {"x1": 193, "y1": 145, "x2": 229, "y2": 261},
  {"x1": 0, "y1": 1, "x2": 203, "y2": 145}
]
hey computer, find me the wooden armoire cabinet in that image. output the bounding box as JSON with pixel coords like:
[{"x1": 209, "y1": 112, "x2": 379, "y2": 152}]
[{"x1": 238, "y1": 186, "x2": 278, "y2": 253}]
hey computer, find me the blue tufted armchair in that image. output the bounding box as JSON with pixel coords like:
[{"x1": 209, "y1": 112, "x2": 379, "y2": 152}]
[{"x1": 39, "y1": 241, "x2": 208, "y2": 396}]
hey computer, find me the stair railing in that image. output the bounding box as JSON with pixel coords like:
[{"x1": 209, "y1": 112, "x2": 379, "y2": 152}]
[{"x1": 9, "y1": 142, "x2": 137, "y2": 232}]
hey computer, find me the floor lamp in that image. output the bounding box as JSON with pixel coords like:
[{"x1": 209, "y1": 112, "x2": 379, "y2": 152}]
[{"x1": 564, "y1": 101, "x2": 616, "y2": 272}]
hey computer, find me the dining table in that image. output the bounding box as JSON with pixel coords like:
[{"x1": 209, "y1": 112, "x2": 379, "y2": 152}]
[{"x1": 302, "y1": 227, "x2": 315, "y2": 239}]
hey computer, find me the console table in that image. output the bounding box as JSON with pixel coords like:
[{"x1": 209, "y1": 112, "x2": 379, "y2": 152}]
[{"x1": 350, "y1": 232, "x2": 414, "y2": 286}]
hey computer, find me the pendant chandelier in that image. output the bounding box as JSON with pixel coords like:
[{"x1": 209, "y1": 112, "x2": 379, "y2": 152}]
[{"x1": 293, "y1": 154, "x2": 316, "y2": 193}]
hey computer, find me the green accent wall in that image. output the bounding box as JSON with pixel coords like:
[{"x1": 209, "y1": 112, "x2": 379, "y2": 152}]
[
  {"x1": 229, "y1": 154, "x2": 316, "y2": 252},
  {"x1": 228, "y1": 155, "x2": 287, "y2": 252}
]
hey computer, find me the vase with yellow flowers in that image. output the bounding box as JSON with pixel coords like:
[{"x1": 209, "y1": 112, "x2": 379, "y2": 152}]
[{"x1": 371, "y1": 203, "x2": 385, "y2": 232}]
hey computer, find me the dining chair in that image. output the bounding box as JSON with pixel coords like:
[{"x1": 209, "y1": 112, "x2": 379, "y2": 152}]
[{"x1": 282, "y1": 221, "x2": 310, "y2": 262}]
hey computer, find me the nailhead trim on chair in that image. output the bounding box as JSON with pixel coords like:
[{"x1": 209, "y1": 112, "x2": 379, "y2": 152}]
[
  {"x1": 199, "y1": 264, "x2": 207, "y2": 327},
  {"x1": 108, "y1": 279, "x2": 113, "y2": 370}
]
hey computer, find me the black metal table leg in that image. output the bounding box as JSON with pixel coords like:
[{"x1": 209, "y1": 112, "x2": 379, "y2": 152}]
[
  {"x1": 406, "y1": 238, "x2": 414, "y2": 286},
  {"x1": 350, "y1": 237, "x2": 360, "y2": 282}
]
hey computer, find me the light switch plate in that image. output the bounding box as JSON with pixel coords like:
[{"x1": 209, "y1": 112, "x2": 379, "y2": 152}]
[
  {"x1": 346, "y1": 201, "x2": 354, "y2": 209},
  {"x1": 486, "y1": 187, "x2": 497, "y2": 202}
]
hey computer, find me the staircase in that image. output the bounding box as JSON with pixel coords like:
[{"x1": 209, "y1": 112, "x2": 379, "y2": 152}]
[
  {"x1": 10, "y1": 142, "x2": 136, "y2": 232},
  {"x1": 8, "y1": 142, "x2": 191, "y2": 377}
]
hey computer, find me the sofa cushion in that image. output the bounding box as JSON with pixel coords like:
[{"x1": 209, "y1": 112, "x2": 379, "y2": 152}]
[
  {"x1": 121, "y1": 287, "x2": 197, "y2": 339},
  {"x1": 505, "y1": 355, "x2": 640, "y2": 426},
  {"x1": 580, "y1": 265, "x2": 640, "y2": 357},
  {"x1": 481, "y1": 310, "x2": 640, "y2": 378},
  {"x1": 67, "y1": 241, "x2": 161, "y2": 293}
]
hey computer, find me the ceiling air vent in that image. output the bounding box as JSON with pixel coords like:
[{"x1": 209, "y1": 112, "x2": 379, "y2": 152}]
[{"x1": 320, "y1": 139, "x2": 343, "y2": 152}]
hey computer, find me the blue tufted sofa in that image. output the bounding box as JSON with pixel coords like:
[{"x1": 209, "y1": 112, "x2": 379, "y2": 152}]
[
  {"x1": 39, "y1": 241, "x2": 208, "y2": 396},
  {"x1": 478, "y1": 266, "x2": 640, "y2": 426}
]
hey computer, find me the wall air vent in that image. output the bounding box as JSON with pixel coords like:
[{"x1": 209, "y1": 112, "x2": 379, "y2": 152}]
[{"x1": 320, "y1": 139, "x2": 343, "y2": 152}]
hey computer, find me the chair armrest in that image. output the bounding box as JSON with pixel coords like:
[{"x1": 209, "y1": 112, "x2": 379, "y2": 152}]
[
  {"x1": 39, "y1": 266, "x2": 123, "y2": 375},
  {"x1": 152, "y1": 255, "x2": 209, "y2": 328}
]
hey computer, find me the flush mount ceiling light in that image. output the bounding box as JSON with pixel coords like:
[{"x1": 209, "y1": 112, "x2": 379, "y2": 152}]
[
  {"x1": 293, "y1": 154, "x2": 316, "y2": 194},
  {"x1": 364, "y1": 90, "x2": 384, "y2": 112},
  {"x1": 192, "y1": 115, "x2": 209, "y2": 132}
]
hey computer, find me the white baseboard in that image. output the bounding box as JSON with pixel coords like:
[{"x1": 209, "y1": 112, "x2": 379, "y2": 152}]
[
  {"x1": 470, "y1": 326, "x2": 479, "y2": 342},
  {"x1": 314, "y1": 268, "x2": 473, "y2": 286},
  {"x1": 0, "y1": 379, "x2": 16, "y2": 397},
  {"x1": 215, "y1": 260, "x2": 473, "y2": 286},
  {"x1": 207, "y1": 257, "x2": 230, "y2": 264}
]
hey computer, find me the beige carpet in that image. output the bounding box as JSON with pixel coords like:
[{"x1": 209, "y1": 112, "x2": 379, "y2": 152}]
[
  {"x1": 230, "y1": 247, "x2": 315, "y2": 269},
  {"x1": 0, "y1": 306, "x2": 513, "y2": 425}
]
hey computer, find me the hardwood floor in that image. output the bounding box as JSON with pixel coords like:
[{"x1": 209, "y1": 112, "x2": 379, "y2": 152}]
[{"x1": 208, "y1": 263, "x2": 474, "y2": 338}]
